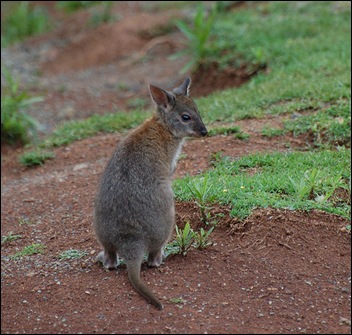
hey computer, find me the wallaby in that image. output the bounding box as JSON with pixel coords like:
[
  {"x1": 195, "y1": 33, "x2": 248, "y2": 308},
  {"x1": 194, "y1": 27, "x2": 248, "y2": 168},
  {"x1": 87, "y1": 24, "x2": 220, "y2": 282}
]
[{"x1": 93, "y1": 77, "x2": 207, "y2": 310}]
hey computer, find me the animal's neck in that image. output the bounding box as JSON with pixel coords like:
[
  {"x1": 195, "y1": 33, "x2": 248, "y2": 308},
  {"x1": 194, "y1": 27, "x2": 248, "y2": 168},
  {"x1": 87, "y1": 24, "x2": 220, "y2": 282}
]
[{"x1": 147, "y1": 115, "x2": 184, "y2": 174}]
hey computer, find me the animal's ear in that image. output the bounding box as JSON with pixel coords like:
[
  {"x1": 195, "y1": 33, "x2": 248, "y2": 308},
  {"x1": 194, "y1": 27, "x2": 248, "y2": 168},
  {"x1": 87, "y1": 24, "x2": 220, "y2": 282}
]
[
  {"x1": 149, "y1": 84, "x2": 175, "y2": 109},
  {"x1": 173, "y1": 77, "x2": 191, "y2": 96}
]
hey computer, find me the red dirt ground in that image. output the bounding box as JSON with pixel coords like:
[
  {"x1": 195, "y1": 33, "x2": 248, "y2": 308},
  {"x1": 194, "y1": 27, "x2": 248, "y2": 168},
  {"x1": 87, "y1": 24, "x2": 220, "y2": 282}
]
[{"x1": 1, "y1": 2, "x2": 351, "y2": 334}]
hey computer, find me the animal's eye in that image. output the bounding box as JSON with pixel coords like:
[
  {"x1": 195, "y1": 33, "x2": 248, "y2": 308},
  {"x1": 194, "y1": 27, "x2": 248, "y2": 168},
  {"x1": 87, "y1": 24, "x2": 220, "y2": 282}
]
[{"x1": 182, "y1": 114, "x2": 191, "y2": 121}]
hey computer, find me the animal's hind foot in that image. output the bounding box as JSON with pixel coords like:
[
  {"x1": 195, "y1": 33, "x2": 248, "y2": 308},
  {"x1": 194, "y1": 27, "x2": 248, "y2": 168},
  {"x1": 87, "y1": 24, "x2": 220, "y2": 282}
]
[
  {"x1": 95, "y1": 250, "x2": 118, "y2": 270},
  {"x1": 147, "y1": 249, "x2": 164, "y2": 268}
]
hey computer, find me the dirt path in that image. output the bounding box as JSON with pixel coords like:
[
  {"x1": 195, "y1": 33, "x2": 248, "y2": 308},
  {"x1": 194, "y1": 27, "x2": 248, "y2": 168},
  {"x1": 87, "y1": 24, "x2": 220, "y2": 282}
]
[{"x1": 1, "y1": 2, "x2": 351, "y2": 334}]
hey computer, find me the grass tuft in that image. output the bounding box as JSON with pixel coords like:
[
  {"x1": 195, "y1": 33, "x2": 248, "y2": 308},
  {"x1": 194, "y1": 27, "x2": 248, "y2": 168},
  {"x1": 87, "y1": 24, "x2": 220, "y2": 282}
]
[{"x1": 1, "y1": 1, "x2": 51, "y2": 47}]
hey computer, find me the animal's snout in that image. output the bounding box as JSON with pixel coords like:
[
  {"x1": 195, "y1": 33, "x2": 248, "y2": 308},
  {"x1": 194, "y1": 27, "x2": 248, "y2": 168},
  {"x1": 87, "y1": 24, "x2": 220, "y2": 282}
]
[{"x1": 200, "y1": 127, "x2": 208, "y2": 137}]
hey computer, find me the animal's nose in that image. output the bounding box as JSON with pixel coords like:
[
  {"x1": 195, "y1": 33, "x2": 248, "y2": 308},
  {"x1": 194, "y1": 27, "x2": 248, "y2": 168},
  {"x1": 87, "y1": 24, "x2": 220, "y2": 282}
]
[{"x1": 201, "y1": 128, "x2": 208, "y2": 137}]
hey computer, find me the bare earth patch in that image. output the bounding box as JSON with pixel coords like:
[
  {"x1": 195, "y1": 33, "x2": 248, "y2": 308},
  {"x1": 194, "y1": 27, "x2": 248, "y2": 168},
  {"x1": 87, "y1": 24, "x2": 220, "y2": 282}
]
[
  {"x1": 1, "y1": 2, "x2": 351, "y2": 334},
  {"x1": 1, "y1": 130, "x2": 351, "y2": 334}
]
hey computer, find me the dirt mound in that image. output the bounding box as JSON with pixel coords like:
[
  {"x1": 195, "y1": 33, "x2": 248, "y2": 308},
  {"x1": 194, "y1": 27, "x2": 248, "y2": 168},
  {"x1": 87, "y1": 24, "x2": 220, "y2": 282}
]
[
  {"x1": 191, "y1": 62, "x2": 265, "y2": 97},
  {"x1": 41, "y1": 12, "x2": 178, "y2": 75}
]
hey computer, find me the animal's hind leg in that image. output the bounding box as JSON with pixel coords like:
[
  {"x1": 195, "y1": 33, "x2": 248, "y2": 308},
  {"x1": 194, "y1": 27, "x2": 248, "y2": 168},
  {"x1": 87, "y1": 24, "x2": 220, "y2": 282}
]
[
  {"x1": 147, "y1": 248, "x2": 164, "y2": 268},
  {"x1": 96, "y1": 249, "x2": 118, "y2": 270}
]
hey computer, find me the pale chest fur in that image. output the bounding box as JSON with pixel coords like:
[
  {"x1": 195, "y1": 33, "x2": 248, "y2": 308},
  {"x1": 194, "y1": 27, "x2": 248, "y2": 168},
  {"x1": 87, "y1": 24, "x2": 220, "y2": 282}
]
[{"x1": 171, "y1": 139, "x2": 184, "y2": 174}]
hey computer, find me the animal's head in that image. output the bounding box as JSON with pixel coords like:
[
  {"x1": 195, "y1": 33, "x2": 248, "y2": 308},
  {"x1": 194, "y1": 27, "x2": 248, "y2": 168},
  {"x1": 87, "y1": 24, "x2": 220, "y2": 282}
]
[{"x1": 149, "y1": 77, "x2": 207, "y2": 138}]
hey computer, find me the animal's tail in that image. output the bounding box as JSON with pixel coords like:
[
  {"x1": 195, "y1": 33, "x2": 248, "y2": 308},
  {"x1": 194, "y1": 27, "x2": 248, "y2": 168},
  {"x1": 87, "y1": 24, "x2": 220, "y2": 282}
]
[{"x1": 126, "y1": 259, "x2": 163, "y2": 310}]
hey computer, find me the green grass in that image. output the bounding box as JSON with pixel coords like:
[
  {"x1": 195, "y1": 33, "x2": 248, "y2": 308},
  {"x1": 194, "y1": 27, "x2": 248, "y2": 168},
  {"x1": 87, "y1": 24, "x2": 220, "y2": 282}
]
[
  {"x1": 174, "y1": 149, "x2": 351, "y2": 220},
  {"x1": 20, "y1": 110, "x2": 150, "y2": 166},
  {"x1": 126, "y1": 97, "x2": 148, "y2": 110},
  {"x1": 20, "y1": 150, "x2": 55, "y2": 167},
  {"x1": 18, "y1": 217, "x2": 36, "y2": 226},
  {"x1": 142, "y1": 1, "x2": 200, "y2": 11},
  {"x1": 1, "y1": 1, "x2": 51, "y2": 47},
  {"x1": 56, "y1": 1, "x2": 116, "y2": 25},
  {"x1": 1, "y1": 232, "x2": 22, "y2": 245},
  {"x1": 58, "y1": 249, "x2": 88, "y2": 260},
  {"x1": 169, "y1": 297, "x2": 186, "y2": 304},
  {"x1": 284, "y1": 100, "x2": 351, "y2": 147},
  {"x1": 208, "y1": 126, "x2": 241, "y2": 136},
  {"x1": 1, "y1": 67, "x2": 42, "y2": 145},
  {"x1": 10, "y1": 243, "x2": 46, "y2": 259},
  {"x1": 259, "y1": 99, "x2": 351, "y2": 146},
  {"x1": 208, "y1": 126, "x2": 250, "y2": 141},
  {"x1": 261, "y1": 127, "x2": 286, "y2": 138},
  {"x1": 196, "y1": 1, "x2": 350, "y2": 124},
  {"x1": 40, "y1": 111, "x2": 149, "y2": 148},
  {"x1": 56, "y1": 1, "x2": 100, "y2": 13}
]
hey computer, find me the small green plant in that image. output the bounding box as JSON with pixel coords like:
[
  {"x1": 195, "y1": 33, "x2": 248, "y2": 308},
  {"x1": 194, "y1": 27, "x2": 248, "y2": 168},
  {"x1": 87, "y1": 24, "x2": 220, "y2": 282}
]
[
  {"x1": 20, "y1": 150, "x2": 55, "y2": 167},
  {"x1": 171, "y1": 3, "x2": 217, "y2": 73},
  {"x1": 169, "y1": 297, "x2": 186, "y2": 304},
  {"x1": 90, "y1": 1, "x2": 115, "y2": 25},
  {"x1": 186, "y1": 174, "x2": 214, "y2": 224},
  {"x1": 10, "y1": 243, "x2": 46, "y2": 259},
  {"x1": 289, "y1": 168, "x2": 347, "y2": 203},
  {"x1": 58, "y1": 249, "x2": 88, "y2": 260},
  {"x1": 165, "y1": 221, "x2": 215, "y2": 257},
  {"x1": 57, "y1": 1, "x2": 115, "y2": 25},
  {"x1": 289, "y1": 168, "x2": 323, "y2": 201},
  {"x1": 164, "y1": 241, "x2": 181, "y2": 258},
  {"x1": 341, "y1": 177, "x2": 351, "y2": 203},
  {"x1": 208, "y1": 126, "x2": 240, "y2": 136},
  {"x1": 234, "y1": 132, "x2": 250, "y2": 141},
  {"x1": 214, "y1": 1, "x2": 237, "y2": 12},
  {"x1": 193, "y1": 227, "x2": 215, "y2": 250},
  {"x1": 127, "y1": 97, "x2": 148, "y2": 110},
  {"x1": 209, "y1": 151, "x2": 224, "y2": 167},
  {"x1": 249, "y1": 46, "x2": 268, "y2": 71},
  {"x1": 284, "y1": 103, "x2": 351, "y2": 147},
  {"x1": 178, "y1": 153, "x2": 188, "y2": 161},
  {"x1": 116, "y1": 82, "x2": 129, "y2": 91},
  {"x1": 56, "y1": 1, "x2": 99, "y2": 13},
  {"x1": 173, "y1": 222, "x2": 195, "y2": 256},
  {"x1": 1, "y1": 232, "x2": 22, "y2": 245},
  {"x1": 316, "y1": 174, "x2": 349, "y2": 204},
  {"x1": 1, "y1": 67, "x2": 42, "y2": 144},
  {"x1": 18, "y1": 217, "x2": 36, "y2": 226},
  {"x1": 261, "y1": 127, "x2": 286, "y2": 138},
  {"x1": 1, "y1": 1, "x2": 51, "y2": 47}
]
